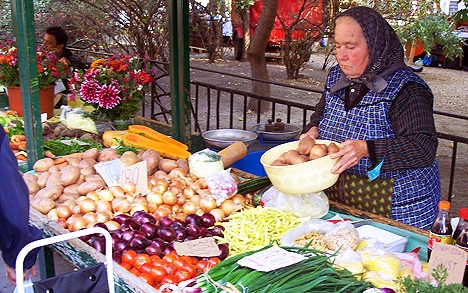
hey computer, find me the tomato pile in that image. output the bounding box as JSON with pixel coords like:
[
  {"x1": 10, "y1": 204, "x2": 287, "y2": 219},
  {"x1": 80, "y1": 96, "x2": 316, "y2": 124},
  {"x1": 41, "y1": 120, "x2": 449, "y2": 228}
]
[{"x1": 120, "y1": 250, "x2": 220, "y2": 290}]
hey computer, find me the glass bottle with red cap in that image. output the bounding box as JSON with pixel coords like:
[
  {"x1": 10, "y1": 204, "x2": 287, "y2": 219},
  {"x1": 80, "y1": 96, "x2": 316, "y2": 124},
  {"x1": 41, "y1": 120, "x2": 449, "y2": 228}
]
[
  {"x1": 453, "y1": 208, "x2": 468, "y2": 244},
  {"x1": 427, "y1": 200, "x2": 453, "y2": 260},
  {"x1": 454, "y1": 208, "x2": 468, "y2": 286}
]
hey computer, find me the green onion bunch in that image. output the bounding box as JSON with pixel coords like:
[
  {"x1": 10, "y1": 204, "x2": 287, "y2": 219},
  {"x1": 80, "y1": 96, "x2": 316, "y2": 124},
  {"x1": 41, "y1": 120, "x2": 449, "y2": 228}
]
[{"x1": 194, "y1": 245, "x2": 372, "y2": 293}]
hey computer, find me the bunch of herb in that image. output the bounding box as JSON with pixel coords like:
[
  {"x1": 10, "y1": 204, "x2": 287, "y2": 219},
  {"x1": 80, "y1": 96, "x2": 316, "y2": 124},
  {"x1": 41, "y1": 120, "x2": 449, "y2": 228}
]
[
  {"x1": 43, "y1": 137, "x2": 102, "y2": 156},
  {"x1": 397, "y1": 264, "x2": 468, "y2": 293},
  {"x1": 115, "y1": 141, "x2": 138, "y2": 155},
  {"x1": 2, "y1": 118, "x2": 24, "y2": 137}
]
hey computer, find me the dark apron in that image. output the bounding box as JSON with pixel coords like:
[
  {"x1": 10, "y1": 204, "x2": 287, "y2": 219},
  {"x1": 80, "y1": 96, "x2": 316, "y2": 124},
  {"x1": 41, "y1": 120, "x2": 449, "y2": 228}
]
[{"x1": 325, "y1": 174, "x2": 394, "y2": 217}]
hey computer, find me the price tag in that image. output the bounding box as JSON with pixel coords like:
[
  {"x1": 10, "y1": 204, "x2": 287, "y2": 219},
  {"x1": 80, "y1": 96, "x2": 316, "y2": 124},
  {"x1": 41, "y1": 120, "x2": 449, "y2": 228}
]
[
  {"x1": 237, "y1": 246, "x2": 306, "y2": 272},
  {"x1": 428, "y1": 242, "x2": 467, "y2": 284},
  {"x1": 173, "y1": 237, "x2": 220, "y2": 257},
  {"x1": 119, "y1": 161, "x2": 148, "y2": 195},
  {"x1": 94, "y1": 160, "x2": 124, "y2": 187}
]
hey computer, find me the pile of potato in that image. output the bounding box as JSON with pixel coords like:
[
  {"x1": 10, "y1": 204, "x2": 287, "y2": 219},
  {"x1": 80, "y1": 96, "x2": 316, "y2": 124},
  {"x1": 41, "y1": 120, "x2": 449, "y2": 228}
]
[
  {"x1": 271, "y1": 136, "x2": 340, "y2": 166},
  {"x1": 23, "y1": 147, "x2": 240, "y2": 232},
  {"x1": 42, "y1": 121, "x2": 102, "y2": 144}
]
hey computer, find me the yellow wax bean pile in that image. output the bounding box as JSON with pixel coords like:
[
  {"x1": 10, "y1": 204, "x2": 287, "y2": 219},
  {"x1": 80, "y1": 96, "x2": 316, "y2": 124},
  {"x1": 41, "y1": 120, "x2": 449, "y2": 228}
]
[{"x1": 215, "y1": 206, "x2": 307, "y2": 256}]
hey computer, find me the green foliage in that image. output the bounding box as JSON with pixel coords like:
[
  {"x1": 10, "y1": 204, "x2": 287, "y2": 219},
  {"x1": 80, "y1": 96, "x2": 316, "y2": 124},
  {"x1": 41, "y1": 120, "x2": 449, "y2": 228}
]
[
  {"x1": 43, "y1": 137, "x2": 103, "y2": 156},
  {"x1": 397, "y1": 264, "x2": 468, "y2": 293},
  {"x1": 398, "y1": 14, "x2": 465, "y2": 60},
  {"x1": 453, "y1": 8, "x2": 468, "y2": 23},
  {"x1": 115, "y1": 141, "x2": 138, "y2": 155},
  {"x1": 232, "y1": 0, "x2": 257, "y2": 14}
]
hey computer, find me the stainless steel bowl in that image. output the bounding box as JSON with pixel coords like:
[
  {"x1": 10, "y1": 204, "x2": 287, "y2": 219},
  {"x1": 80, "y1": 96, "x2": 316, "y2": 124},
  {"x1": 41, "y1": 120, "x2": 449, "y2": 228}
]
[
  {"x1": 251, "y1": 123, "x2": 302, "y2": 141},
  {"x1": 202, "y1": 129, "x2": 258, "y2": 150}
]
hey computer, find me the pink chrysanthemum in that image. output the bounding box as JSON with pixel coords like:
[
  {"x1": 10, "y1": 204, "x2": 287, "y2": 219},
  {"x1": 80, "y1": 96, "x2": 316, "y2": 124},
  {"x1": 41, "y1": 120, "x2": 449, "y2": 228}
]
[{"x1": 97, "y1": 81, "x2": 121, "y2": 109}]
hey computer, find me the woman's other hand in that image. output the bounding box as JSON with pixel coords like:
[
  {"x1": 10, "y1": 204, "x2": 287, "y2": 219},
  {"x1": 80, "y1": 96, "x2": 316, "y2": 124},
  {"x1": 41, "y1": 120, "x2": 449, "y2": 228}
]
[
  {"x1": 330, "y1": 140, "x2": 369, "y2": 174},
  {"x1": 300, "y1": 126, "x2": 318, "y2": 140}
]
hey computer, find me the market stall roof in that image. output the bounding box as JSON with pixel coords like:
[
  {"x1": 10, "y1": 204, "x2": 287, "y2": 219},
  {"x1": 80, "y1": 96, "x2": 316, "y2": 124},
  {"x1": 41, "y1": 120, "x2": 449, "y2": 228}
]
[{"x1": 10, "y1": 0, "x2": 192, "y2": 170}]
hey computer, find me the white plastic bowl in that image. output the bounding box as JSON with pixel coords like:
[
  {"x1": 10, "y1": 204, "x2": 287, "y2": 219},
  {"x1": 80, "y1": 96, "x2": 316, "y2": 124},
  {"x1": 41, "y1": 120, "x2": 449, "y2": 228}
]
[{"x1": 260, "y1": 140, "x2": 340, "y2": 195}]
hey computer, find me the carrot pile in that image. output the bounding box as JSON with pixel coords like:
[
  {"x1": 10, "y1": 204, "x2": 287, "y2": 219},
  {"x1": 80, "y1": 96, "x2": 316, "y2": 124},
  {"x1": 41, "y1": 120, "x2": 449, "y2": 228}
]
[{"x1": 9, "y1": 134, "x2": 27, "y2": 161}]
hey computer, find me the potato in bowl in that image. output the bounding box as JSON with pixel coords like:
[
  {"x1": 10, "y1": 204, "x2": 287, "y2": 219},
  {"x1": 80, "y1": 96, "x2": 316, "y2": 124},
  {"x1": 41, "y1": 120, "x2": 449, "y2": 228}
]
[{"x1": 260, "y1": 139, "x2": 341, "y2": 195}]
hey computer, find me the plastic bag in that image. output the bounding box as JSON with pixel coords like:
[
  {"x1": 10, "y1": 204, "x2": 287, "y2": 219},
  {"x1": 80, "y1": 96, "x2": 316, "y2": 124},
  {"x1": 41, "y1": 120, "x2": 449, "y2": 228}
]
[
  {"x1": 281, "y1": 219, "x2": 337, "y2": 246},
  {"x1": 262, "y1": 186, "x2": 329, "y2": 218},
  {"x1": 14, "y1": 277, "x2": 34, "y2": 293},
  {"x1": 59, "y1": 106, "x2": 98, "y2": 134},
  {"x1": 206, "y1": 169, "x2": 238, "y2": 206},
  {"x1": 332, "y1": 247, "x2": 365, "y2": 276},
  {"x1": 359, "y1": 247, "x2": 402, "y2": 290},
  {"x1": 323, "y1": 221, "x2": 360, "y2": 251}
]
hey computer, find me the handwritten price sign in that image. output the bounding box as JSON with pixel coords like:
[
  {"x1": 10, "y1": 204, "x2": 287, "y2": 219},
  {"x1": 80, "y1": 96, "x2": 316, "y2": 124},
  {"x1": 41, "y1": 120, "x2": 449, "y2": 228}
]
[
  {"x1": 94, "y1": 160, "x2": 124, "y2": 187},
  {"x1": 119, "y1": 160, "x2": 148, "y2": 195},
  {"x1": 173, "y1": 237, "x2": 220, "y2": 257},
  {"x1": 428, "y1": 242, "x2": 467, "y2": 284},
  {"x1": 237, "y1": 246, "x2": 306, "y2": 272}
]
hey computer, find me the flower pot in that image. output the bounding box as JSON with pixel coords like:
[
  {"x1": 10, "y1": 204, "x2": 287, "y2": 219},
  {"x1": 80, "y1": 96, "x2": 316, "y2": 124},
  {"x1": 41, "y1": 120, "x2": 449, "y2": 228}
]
[{"x1": 6, "y1": 86, "x2": 55, "y2": 118}]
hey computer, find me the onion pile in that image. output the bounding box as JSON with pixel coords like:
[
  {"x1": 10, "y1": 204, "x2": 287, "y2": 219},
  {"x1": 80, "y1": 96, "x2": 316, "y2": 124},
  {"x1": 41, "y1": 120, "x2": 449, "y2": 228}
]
[
  {"x1": 82, "y1": 210, "x2": 229, "y2": 263},
  {"x1": 42, "y1": 164, "x2": 246, "y2": 232}
]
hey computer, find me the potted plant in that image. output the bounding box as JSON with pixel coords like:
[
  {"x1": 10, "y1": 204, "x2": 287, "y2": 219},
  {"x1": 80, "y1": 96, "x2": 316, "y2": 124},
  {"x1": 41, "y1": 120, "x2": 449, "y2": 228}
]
[
  {"x1": 398, "y1": 15, "x2": 465, "y2": 66},
  {"x1": 69, "y1": 54, "x2": 153, "y2": 129},
  {"x1": 0, "y1": 40, "x2": 72, "y2": 117}
]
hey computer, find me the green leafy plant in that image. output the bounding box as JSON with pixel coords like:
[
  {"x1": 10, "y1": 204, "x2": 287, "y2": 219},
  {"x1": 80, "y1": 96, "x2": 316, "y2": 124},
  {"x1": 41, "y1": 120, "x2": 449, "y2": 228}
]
[
  {"x1": 398, "y1": 15, "x2": 465, "y2": 61},
  {"x1": 397, "y1": 264, "x2": 468, "y2": 293},
  {"x1": 0, "y1": 40, "x2": 72, "y2": 89}
]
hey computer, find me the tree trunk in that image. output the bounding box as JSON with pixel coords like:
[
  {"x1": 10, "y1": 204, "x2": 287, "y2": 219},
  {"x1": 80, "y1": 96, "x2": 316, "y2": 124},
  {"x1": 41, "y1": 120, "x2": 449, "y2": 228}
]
[
  {"x1": 240, "y1": 9, "x2": 250, "y2": 61},
  {"x1": 246, "y1": 0, "x2": 278, "y2": 113}
]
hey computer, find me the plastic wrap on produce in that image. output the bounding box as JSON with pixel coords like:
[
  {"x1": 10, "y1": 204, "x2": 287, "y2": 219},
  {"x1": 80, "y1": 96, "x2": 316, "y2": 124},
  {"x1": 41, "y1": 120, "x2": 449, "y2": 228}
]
[
  {"x1": 262, "y1": 186, "x2": 329, "y2": 218},
  {"x1": 188, "y1": 148, "x2": 224, "y2": 178},
  {"x1": 206, "y1": 168, "x2": 237, "y2": 206},
  {"x1": 281, "y1": 219, "x2": 360, "y2": 251},
  {"x1": 280, "y1": 219, "x2": 336, "y2": 247},
  {"x1": 59, "y1": 106, "x2": 98, "y2": 134}
]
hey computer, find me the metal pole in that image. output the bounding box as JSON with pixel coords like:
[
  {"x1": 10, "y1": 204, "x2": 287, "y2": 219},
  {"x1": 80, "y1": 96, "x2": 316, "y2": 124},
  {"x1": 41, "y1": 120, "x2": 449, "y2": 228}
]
[
  {"x1": 168, "y1": 0, "x2": 191, "y2": 146},
  {"x1": 10, "y1": 0, "x2": 44, "y2": 169}
]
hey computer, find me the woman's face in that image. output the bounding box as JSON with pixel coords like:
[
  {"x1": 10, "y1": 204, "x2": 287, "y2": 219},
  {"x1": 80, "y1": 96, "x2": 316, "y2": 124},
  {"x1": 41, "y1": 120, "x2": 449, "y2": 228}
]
[{"x1": 334, "y1": 16, "x2": 369, "y2": 78}]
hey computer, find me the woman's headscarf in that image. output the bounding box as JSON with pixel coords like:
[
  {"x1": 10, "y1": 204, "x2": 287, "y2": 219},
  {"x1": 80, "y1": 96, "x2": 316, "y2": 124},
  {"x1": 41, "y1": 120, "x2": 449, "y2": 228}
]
[{"x1": 330, "y1": 6, "x2": 408, "y2": 94}]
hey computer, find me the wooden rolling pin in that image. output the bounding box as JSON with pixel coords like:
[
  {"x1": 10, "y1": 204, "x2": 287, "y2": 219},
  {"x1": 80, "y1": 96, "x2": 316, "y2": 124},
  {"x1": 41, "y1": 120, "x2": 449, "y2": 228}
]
[{"x1": 218, "y1": 142, "x2": 248, "y2": 168}]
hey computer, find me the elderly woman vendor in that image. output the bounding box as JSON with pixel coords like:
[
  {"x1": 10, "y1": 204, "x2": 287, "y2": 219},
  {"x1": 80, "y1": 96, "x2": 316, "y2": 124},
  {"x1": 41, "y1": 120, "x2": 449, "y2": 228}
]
[{"x1": 302, "y1": 6, "x2": 441, "y2": 229}]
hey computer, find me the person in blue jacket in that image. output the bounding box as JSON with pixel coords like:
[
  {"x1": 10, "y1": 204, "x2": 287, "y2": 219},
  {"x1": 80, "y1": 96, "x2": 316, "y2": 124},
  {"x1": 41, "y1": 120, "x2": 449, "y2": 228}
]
[{"x1": 0, "y1": 126, "x2": 42, "y2": 285}]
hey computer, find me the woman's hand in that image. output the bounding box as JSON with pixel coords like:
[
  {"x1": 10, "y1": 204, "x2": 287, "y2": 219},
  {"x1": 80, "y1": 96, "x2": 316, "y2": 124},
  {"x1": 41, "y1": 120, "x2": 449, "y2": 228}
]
[
  {"x1": 5, "y1": 264, "x2": 37, "y2": 286},
  {"x1": 330, "y1": 140, "x2": 369, "y2": 174},
  {"x1": 300, "y1": 126, "x2": 318, "y2": 140}
]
